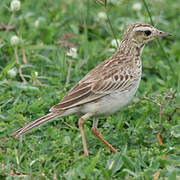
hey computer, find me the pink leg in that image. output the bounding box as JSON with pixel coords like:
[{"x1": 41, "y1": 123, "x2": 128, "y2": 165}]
[
  {"x1": 78, "y1": 113, "x2": 92, "y2": 156},
  {"x1": 92, "y1": 117, "x2": 118, "y2": 154}
]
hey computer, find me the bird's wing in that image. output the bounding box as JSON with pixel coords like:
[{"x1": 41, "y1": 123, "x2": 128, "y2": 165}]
[
  {"x1": 50, "y1": 82, "x2": 105, "y2": 111},
  {"x1": 50, "y1": 54, "x2": 137, "y2": 111}
]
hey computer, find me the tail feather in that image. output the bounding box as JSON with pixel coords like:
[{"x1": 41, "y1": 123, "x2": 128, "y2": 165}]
[{"x1": 11, "y1": 112, "x2": 61, "y2": 137}]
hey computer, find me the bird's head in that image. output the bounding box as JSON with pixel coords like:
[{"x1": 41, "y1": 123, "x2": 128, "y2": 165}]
[{"x1": 122, "y1": 23, "x2": 171, "y2": 46}]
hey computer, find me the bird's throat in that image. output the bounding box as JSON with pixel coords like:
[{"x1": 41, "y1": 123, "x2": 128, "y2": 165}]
[{"x1": 119, "y1": 38, "x2": 145, "y2": 57}]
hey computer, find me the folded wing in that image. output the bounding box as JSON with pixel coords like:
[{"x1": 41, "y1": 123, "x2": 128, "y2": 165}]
[{"x1": 50, "y1": 55, "x2": 137, "y2": 111}]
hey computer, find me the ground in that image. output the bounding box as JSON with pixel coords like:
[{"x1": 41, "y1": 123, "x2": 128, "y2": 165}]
[{"x1": 0, "y1": 0, "x2": 179, "y2": 179}]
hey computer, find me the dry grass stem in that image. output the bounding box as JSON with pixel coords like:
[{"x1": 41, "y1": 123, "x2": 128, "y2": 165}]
[
  {"x1": 65, "y1": 59, "x2": 73, "y2": 86},
  {"x1": 14, "y1": 47, "x2": 27, "y2": 83},
  {"x1": 0, "y1": 24, "x2": 17, "y2": 34},
  {"x1": 61, "y1": 119, "x2": 75, "y2": 129},
  {"x1": 22, "y1": 48, "x2": 28, "y2": 64},
  {"x1": 1, "y1": 13, "x2": 15, "y2": 43}
]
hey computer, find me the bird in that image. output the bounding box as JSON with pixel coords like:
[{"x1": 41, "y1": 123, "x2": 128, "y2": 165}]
[{"x1": 11, "y1": 23, "x2": 171, "y2": 156}]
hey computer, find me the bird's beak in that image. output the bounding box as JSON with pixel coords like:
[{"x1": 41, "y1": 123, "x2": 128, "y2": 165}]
[{"x1": 158, "y1": 31, "x2": 172, "y2": 37}]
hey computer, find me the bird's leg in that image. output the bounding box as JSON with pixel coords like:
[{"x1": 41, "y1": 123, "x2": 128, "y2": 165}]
[
  {"x1": 78, "y1": 113, "x2": 92, "y2": 157},
  {"x1": 92, "y1": 117, "x2": 118, "y2": 154}
]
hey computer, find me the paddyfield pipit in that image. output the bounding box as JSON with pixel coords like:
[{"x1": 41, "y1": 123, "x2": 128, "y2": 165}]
[{"x1": 11, "y1": 23, "x2": 171, "y2": 156}]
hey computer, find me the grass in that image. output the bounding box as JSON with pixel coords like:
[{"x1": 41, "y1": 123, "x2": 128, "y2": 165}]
[{"x1": 0, "y1": 0, "x2": 179, "y2": 179}]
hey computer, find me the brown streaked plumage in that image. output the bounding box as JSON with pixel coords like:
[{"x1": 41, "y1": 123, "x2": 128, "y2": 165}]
[{"x1": 11, "y1": 23, "x2": 171, "y2": 156}]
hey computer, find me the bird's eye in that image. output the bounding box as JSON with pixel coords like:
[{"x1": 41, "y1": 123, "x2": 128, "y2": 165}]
[{"x1": 144, "y1": 30, "x2": 151, "y2": 36}]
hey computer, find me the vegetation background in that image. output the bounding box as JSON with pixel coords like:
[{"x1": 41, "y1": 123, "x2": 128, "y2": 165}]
[{"x1": 0, "y1": 0, "x2": 179, "y2": 179}]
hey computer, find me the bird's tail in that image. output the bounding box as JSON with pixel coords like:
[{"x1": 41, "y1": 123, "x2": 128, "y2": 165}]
[{"x1": 10, "y1": 112, "x2": 62, "y2": 137}]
